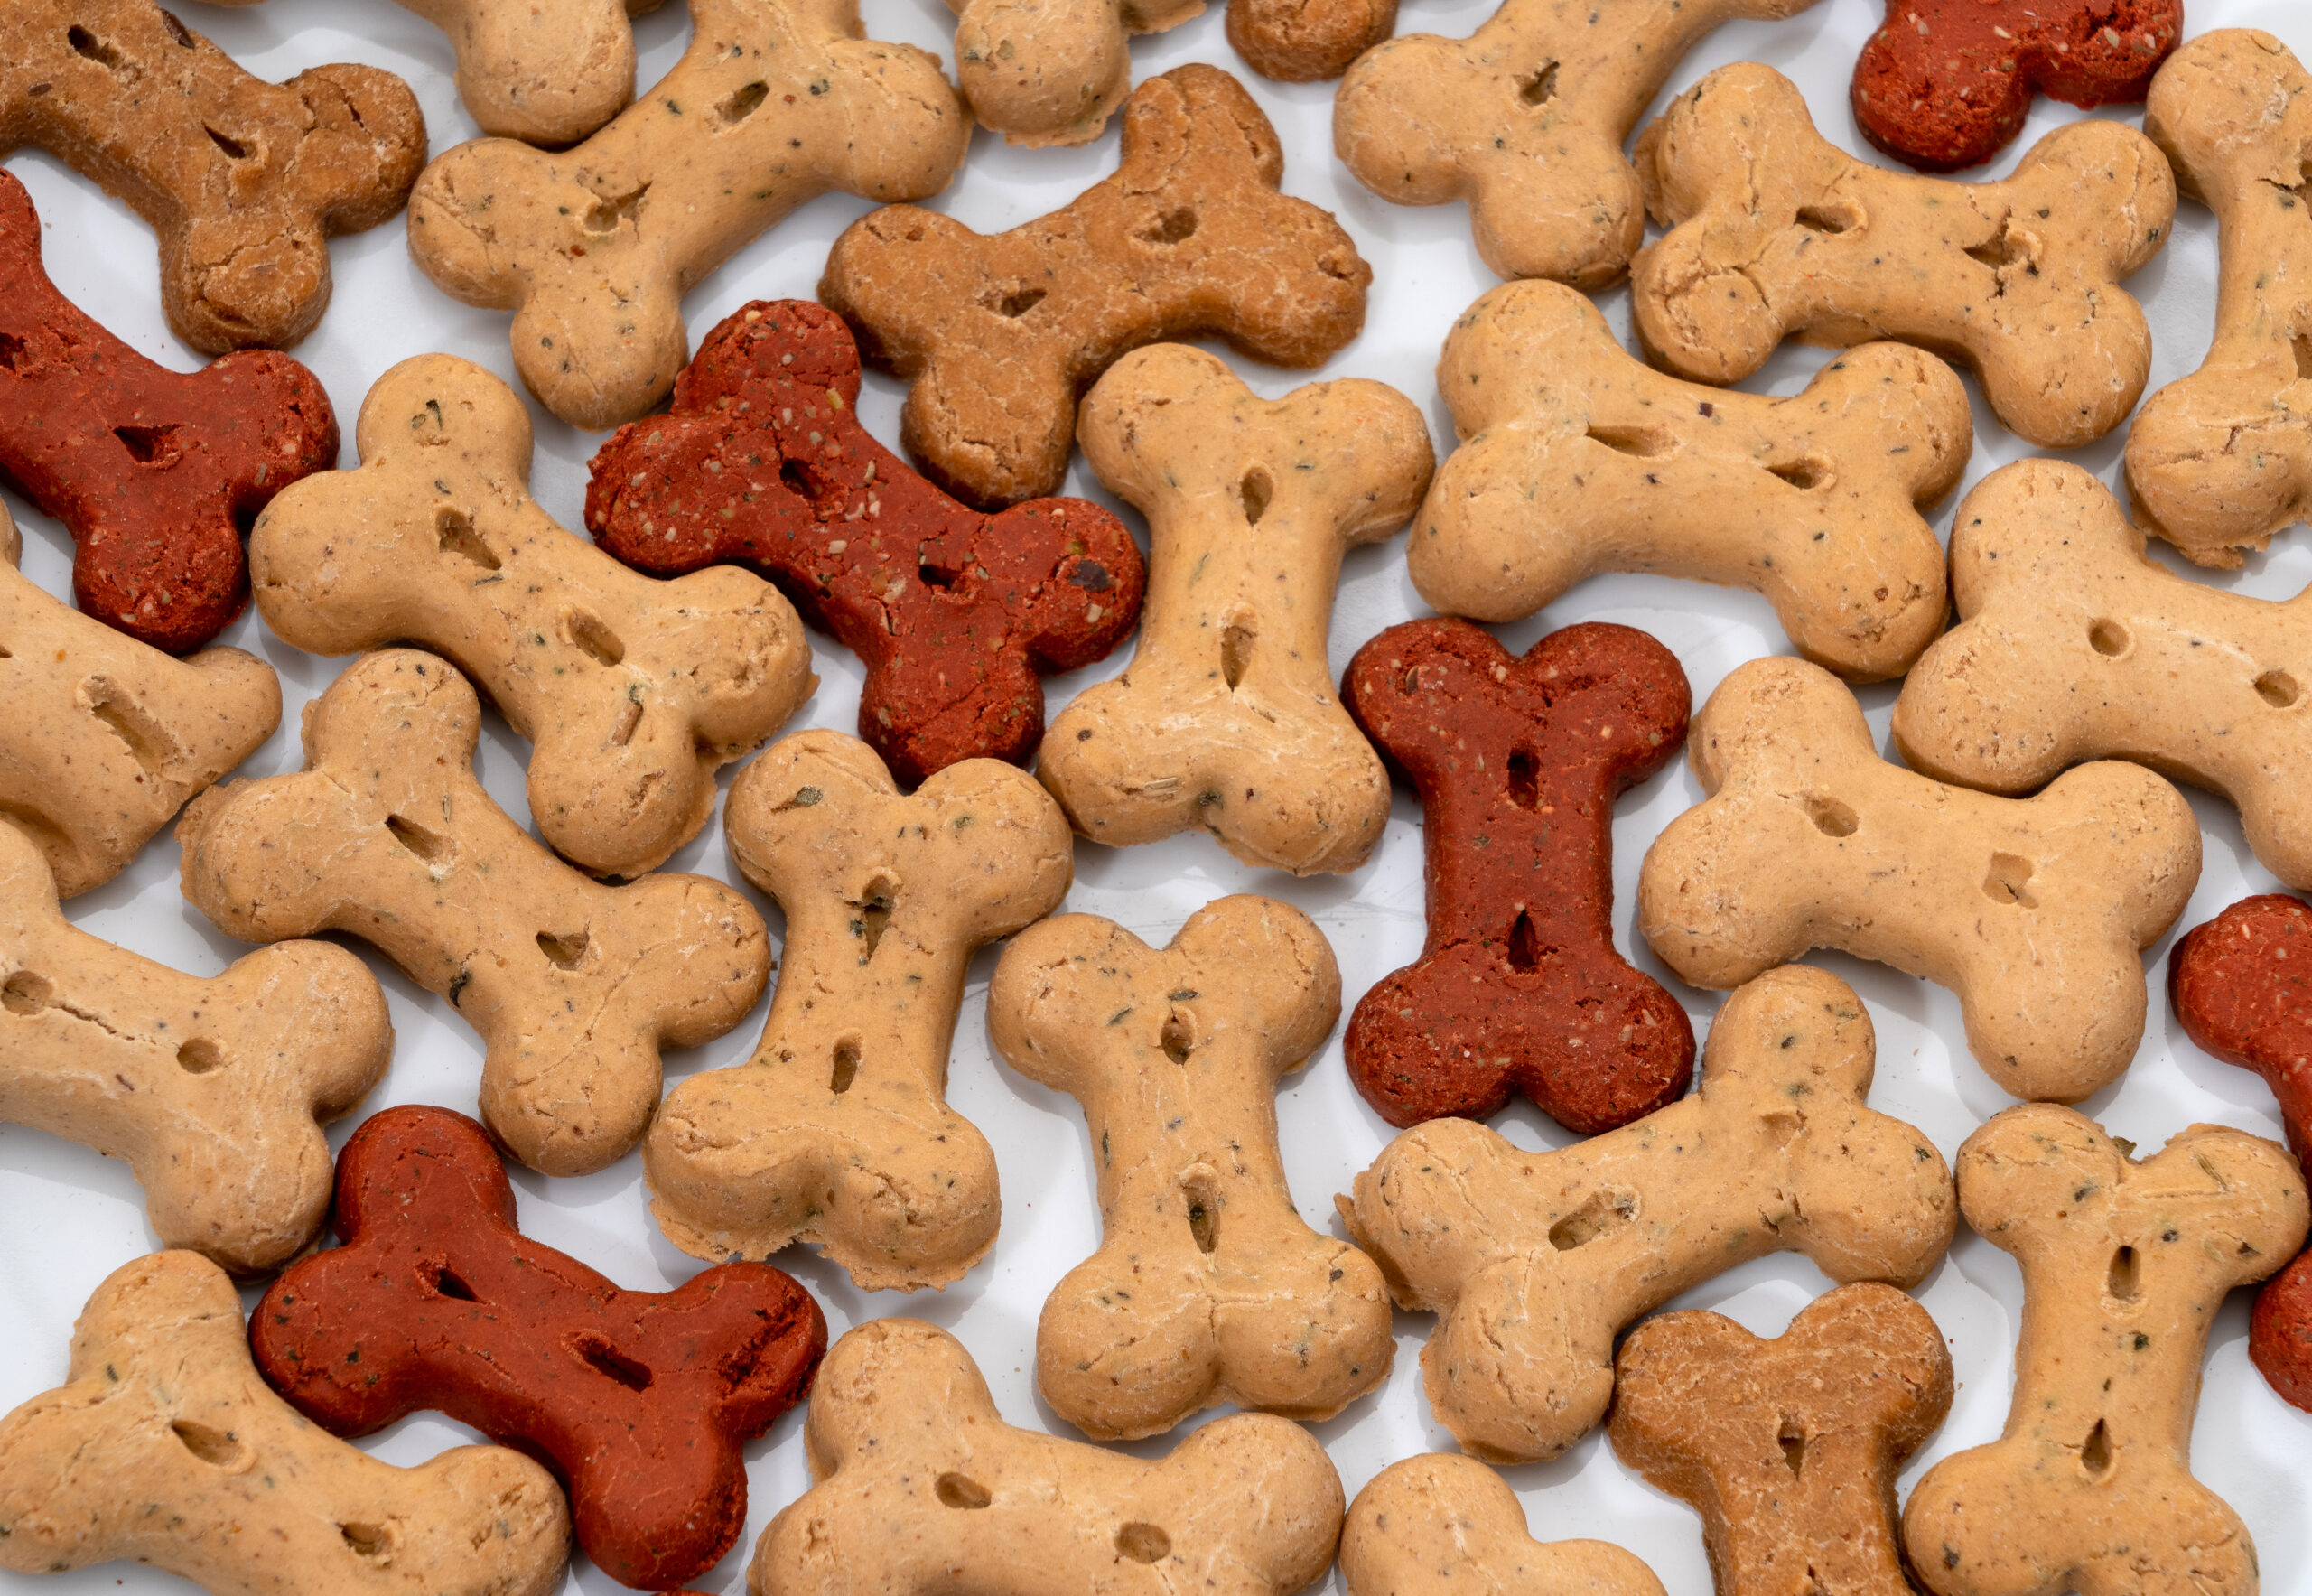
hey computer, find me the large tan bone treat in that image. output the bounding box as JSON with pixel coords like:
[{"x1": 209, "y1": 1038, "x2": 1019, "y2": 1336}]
[
  {"x1": 1631, "y1": 61, "x2": 2173, "y2": 450},
  {"x1": 1637, "y1": 656, "x2": 2201, "y2": 1103},
  {"x1": 819, "y1": 64, "x2": 1372, "y2": 509},
  {"x1": 1338, "y1": 1452, "x2": 1668, "y2": 1596},
  {"x1": 988, "y1": 896, "x2": 1393, "y2": 1439},
  {"x1": 177, "y1": 649, "x2": 770, "y2": 1179},
  {"x1": 250, "y1": 354, "x2": 816, "y2": 880},
  {"x1": 1038, "y1": 345, "x2": 1431, "y2": 875},
  {"x1": 1345, "y1": 963, "x2": 1956, "y2": 1463},
  {"x1": 0, "y1": 1251, "x2": 570, "y2": 1596},
  {"x1": 1903, "y1": 1106, "x2": 2309, "y2": 1596},
  {"x1": 1418, "y1": 280, "x2": 1966, "y2": 682},
  {"x1": 750, "y1": 1317, "x2": 1345, "y2": 1595},
  {"x1": 406, "y1": 0, "x2": 968, "y2": 432},
  {"x1": 648, "y1": 730, "x2": 1070, "y2": 1291}
]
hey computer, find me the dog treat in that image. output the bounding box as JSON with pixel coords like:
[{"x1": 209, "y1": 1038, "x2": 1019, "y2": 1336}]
[
  {"x1": 1039, "y1": 344, "x2": 1430, "y2": 875},
  {"x1": 820, "y1": 64, "x2": 1371, "y2": 509},
  {"x1": 1903, "y1": 1106, "x2": 2307, "y2": 1596},
  {"x1": 1417, "y1": 280, "x2": 1965, "y2": 682},
  {"x1": 989, "y1": 896, "x2": 1393, "y2": 1439},
  {"x1": 1609, "y1": 1283, "x2": 1953, "y2": 1596},
  {"x1": 177, "y1": 649, "x2": 770, "y2": 1179},
  {"x1": 648, "y1": 729, "x2": 1069, "y2": 1291},
  {"x1": 1338, "y1": 1452, "x2": 1668, "y2": 1596},
  {"x1": 1638, "y1": 655, "x2": 2201, "y2": 1104},
  {"x1": 250, "y1": 353, "x2": 816, "y2": 879},
  {"x1": 584, "y1": 299, "x2": 1141, "y2": 788},
  {"x1": 379, "y1": 0, "x2": 656, "y2": 145},
  {"x1": 2126, "y1": 29, "x2": 2312, "y2": 569},
  {"x1": 0, "y1": 1250, "x2": 569, "y2": 1596},
  {"x1": 1633, "y1": 61, "x2": 2174, "y2": 450},
  {"x1": 1345, "y1": 963, "x2": 1955, "y2": 1463},
  {"x1": 751, "y1": 1317, "x2": 1344, "y2": 1595},
  {"x1": 407, "y1": 0, "x2": 967, "y2": 432},
  {"x1": 1339, "y1": 617, "x2": 1693, "y2": 1131},
  {"x1": 252, "y1": 1105, "x2": 825, "y2": 1591}
]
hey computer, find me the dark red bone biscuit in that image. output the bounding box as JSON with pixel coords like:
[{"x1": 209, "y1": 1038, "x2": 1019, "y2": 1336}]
[
  {"x1": 1851, "y1": 0, "x2": 2180, "y2": 172},
  {"x1": 250, "y1": 1105, "x2": 826, "y2": 1592},
  {"x1": 585, "y1": 300, "x2": 1144, "y2": 787},
  {"x1": 0, "y1": 167, "x2": 336, "y2": 652},
  {"x1": 1340, "y1": 617, "x2": 1694, "y2": 1132}
]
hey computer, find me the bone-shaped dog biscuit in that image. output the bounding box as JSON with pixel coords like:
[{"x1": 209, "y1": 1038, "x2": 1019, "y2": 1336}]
[
  {"x1": 1418, "y1": 279, "x2": 1966, "y2": 683},
  {"x1": 1639, "y1": 655, "x2": 2202, "y2": 1103},
  {"x1": 1338, "y1": 1451, "x2": 1668, "y2": 1596},
  {"x1": 1903, "y1": 1106, "x2": 2307, "y2": 1596},
  {"x1": 648, "y1": 729, "x2": 1070, "y2": 1291},
  {"x1": 177, "y1": 649, "x2": 771, "y2": 1178},
  {"x1": 1346, "y1": 963, "x2": 1956, "y2": 1463},
  {"x1": 251, "y1": 354, "x2": 815, "y2": 879},
  {"x1": 1633, "y1": 61, "x2": 2174, "y2": 449}
]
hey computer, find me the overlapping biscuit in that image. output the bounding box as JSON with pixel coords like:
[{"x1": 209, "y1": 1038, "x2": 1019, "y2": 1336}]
[
  {"x1": 379, "y1": 0, "x2": 656, "y2": 145},
  {"x1": 1338, "y1": 1452, "x2": 1668, "y2": 1596}
]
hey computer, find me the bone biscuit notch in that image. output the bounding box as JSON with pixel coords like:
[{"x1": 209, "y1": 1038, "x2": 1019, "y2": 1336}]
[{"x1": 1339, "y1": 1451, "x2": 1668, "y2": 1596}]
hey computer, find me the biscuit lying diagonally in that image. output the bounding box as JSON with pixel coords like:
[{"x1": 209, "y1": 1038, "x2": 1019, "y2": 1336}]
[{"x1": 1338, "y1": 1451, "x2": 1668, "y2": 1596}]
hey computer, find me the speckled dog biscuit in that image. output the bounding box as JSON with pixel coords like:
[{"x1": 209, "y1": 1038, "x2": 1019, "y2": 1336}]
[
  {"x1": 251, "y1": 354, "x2": 816, "y2": 879},
  {"x1": 387, "y1": 0, "x2": 656, "y2": 144},
  {"x1": 1903, "y1": 1106, "x2": 2307, "y2": 1596},
  {"x1": 1633, "y1": 61, "x2": 2173, "y2": 449},
  {"x1": 750, "y1": 1317, "x2": 1344, "y2": 1596},
  {"x1": 1345, "y1": 964, "x2": 1955, "y2": 1463},
  {"x1": 989, "y1": 896, "x2": 1392, "y2": 1439},
  {"x1": 0, "y1": 1250, "x2": 570, "y2": 1596},
  {"x1": 820, "y1": 64, "x2": 1370, "y2": 509},
  {"x1": 177, "y1": 649, "x2": 770, "y2": 1179},
  {"x1": 1639, "y1": 656, "x2": 2201, "y2": 1103},
  {"x1": 1339, "y1": 1452, "x2": 1667, "y2": 1596},
  {"x1": 648, "y1": 730, "x2": 1070, "y2": 1291},
  {"x1": 1334, "y1": 0, "x2": 1821, "y2": 288},
  {"x1": 1039, "y1": 345, "x2": 1430, "y2": 875},
  {"x1": 408, "y1": 0, "x2": 967, "y2": 431},
  {"x1": 1609, "y1": 1283, "x2": 1953, "y2": 1596},
  {"x1": 1418, "y1": 281, "x2": 1965, "y2": 683}
]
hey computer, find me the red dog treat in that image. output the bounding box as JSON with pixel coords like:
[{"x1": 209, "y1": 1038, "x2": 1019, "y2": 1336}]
[
  {"x1": 1851, "y1": 0, "x2": 2181, "y2": 172},
  {"x1": 0, "y1": 167, "x2": 336, "y2": 653},
  {"x1": 250, "y1": 1105, "x2": 826, "y2": 1592},
  {"x1": 1340, "y1": 618, "x2": 1694, "y2": 1131},
  {"x1": 587, "y1": 300, "x2": 1144, "y2": 786}
]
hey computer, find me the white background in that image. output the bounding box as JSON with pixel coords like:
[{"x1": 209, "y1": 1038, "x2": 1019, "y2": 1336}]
[{"x1": 2, "y1": 0, "x2": 2308, "y2": 1591}]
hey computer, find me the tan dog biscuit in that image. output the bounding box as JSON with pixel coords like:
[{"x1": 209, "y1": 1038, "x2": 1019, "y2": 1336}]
[
  {"x1": 1338, "y1": 1452, "x2": 1668, "y2": 1596},
  {"x1": 1638, "y1": 656, "x2": 2202, "y2": 1103},
  {"x1": 1632, "y1": 61, "x2": 2174, "y2": 449},
  {"x1": 250, "y1": 354, "x2": 816, "y2": 880},
  {"x1": 407, "y1": 0, "x2": 968, "y2": 432},
  {"x1": 819, "y1": 64, "x2": 1371, "y2": 509},
  {"x1": 648, "y1": 730, "x2": 1070, "y2": 1291},
  {"x1": 387, "y1": 0, "x2": 657, "y2": 145},
  {"x1": 1418, "y1": 280, "x2": 1967, "y2": 681},
  {"x1": 177, "y1": 649, "x2": 770, "y2": 1179},
  {"x1": 1038, "y1": 344, "x2": 1431, "y2": 875},
  {"x1": 1904, "y1": 1106, "x2": 2309, "y2": 1596},
  {"x1": 1345, "y1": 963, "x2": 1955, "y2": 1463},
  {"x1": 989, "y1": 895, "x2": 1393, "y2": 1439}
]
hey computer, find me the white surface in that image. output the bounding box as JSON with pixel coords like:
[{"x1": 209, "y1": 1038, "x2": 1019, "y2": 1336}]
[{"x1": 2, "y1": 0, "x2": 2309, "y2": 1591}]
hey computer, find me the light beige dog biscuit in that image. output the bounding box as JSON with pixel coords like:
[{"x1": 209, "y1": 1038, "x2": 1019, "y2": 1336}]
[
  {"x1": 250, "y1": 354, "x2": 815, "y2": 880},
  {"x1": 1345, "y1": 963, "x2": 1955, "y2": 1463},
  {"x1": 177, "y1": 649, "x2": 770, "y2": 1179},
  {"x1": 1632, "y1": 61, "x2": 2174, "y2": 450},
  {"x1": 1039, "y1": 344, "x2": 1431, "y2": 875},
  {"x1": 1903, "y1": 1105, "x2": 2308, "y2": 1596},
  {"x1": 1338, "y1": 1451, "x2": 1668, "y2": 1596},
  {"x1": 389, "y1": 0, "x2": 657, "y2": 145},
  {"x1": 1638, "y1": 656, "x2": 2201, "y2": 1103},
  {"x1": 1417, "y1": 280, "x2": 1967, "y2": 682}
]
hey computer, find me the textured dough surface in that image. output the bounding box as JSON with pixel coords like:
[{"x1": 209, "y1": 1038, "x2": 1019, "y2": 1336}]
[{"x1": 1338, "y1": 1451, "x2": 1667, "y2": 1596}]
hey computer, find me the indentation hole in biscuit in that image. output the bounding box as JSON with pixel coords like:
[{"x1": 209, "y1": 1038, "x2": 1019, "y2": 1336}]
[
  {"x1": 1116, "y1": 1524, "x2": 1171, "y2": 1563},
  {"x1": 384, "y1": 814, "x2": 456, "y2": 868},
  {"x1": 1585, "y1": 424, "x2": 1675, "y2": 459},
  {"x1": 436, "y1": 508, "x2": 501, "y2": 572},
  {"x1": 170, "y1": 1420, "x2": 244, "y2": 1470},
  {"x1": 0, "y1": 333, "x2": 23, "y2": 371},
  {"x1": 2293, "y1": 332, "x2": 2312, "y2": 382},
  {"x1": 2256, "y1": 670, "x2": 2300, "y2": 709},
  {"x1": 205, "y1": 126, "x2": 250, "y2": 162},
  {"x1": 1, "y1": 971, "x2": 51, "y2": 1014},
  {"x1": 112, "y1": 424, "x2": 180, "y2": 466},
  {"x1": 177, "y1": 1040, "x2": 222, "y2": 1076},
  {"x1": 433, "y1": 1266, "x2": 480, "y2": 1302},
  {"x1": 1777, "y1": 1418, "x2": 1806, "y2": 1477},
  {"x1": 1239, "y1": 468, "x2": 1273, "y2": 526},
  {"x1": 584, "y1": 186, "x2": 649, "y2": 235},
  {"x1": 1981, "y1": 854, "x2": 2036, "y2": 909},
  {"x1": 1223, "y1": 622, "x2": 1255, "y2": 690},
  {"x1": 1506, "y1": 751, "x2": 1540, "y2": 809},
  {"x1": 566, "y1": 610, "x2": 626, "y2": 667},
  {"x1": 1804, "y1": 797, "x2": 1857, "y2": 838},
  {"x1": 1517, "y1": 63, "x2": 1559, "y2": 107},
  {"x1": 853, "y1": 880, "x2": 896, "y2": 958},
  {"x1": 937, "y1": 1472, "x2": 992, "y2": 1509},
  {"x1": 1140, "y1": 208, "x2": 1198, "y2": 244},
  {"x1": 1548, "y1": 1188, "x2": 1632, "y2": 1251},
  {"x1": 1506, "y1": 910, "x2": 1543, "y2": 974},
  {"x1": 718, "y1": 81, "x2": 769, "y2": 124},
  {"x1": 571, "y1": 1332, "x2": 655, "y2": 1392},
  {"x1": 1963, "y1": 229, "x2": 2026, "y2": 273},
  {"x1": 611, "y1": 695, "x2": 643, "y2": 748},
  {"x1": 2088, "y1": 619, "x2": 2130, "y2": 658},
  {"x1": 536, "y1": 929, "x2": 590, "y2": 969},
  {"x1": 340, "y1": 1523, "x2": 389, "y2": 1560},
  {"x1": 1795, "y1": 203, "x2": 1857, "y2": 235},
  {"x1": 982, "y1": 284, "x2": 1048, "y2": 318},
  {"x1": 918, "y1": 558, "x2": 964, "y2": 590},
  {"x1": 65, "y1": 25, "x2": 123, "y2": 70},
  {"x1": 1182, "y1": 1169, "x2": 1220, "y2": 1254},
  {"x1": 86, "y1": 684, "x2": 172, "y2": 777},
  {"x1": 2109, "y1": 1245, "x2": 2140, "y2": 1301},
  {"x1": 831, "y1": 1040, "x2": 860, "y2": 1094},
  {"x1": 1767, "y1": 459, "x2": 1828, "y2": 492},
  {"x1": 2080, "y1": 1417, "x2": 2113, "y2": 1478},
  {"x1": 1161, "y1": 1011, "x2": 1194, "y2": 1064}
]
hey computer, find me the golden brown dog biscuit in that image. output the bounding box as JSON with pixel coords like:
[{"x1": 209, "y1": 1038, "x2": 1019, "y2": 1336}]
[
  {"x1": 648, "y1": 729, "x2": 1070, "y2": 1291},
  {"x1": 1345, "y1": 963, "x2": 1955, "y2": 1463},
  {"x1": 177, "y1": 649, "x2": 770, "y2": 1180},
  {"x1": 1903, "y1": 1106, "x2": 2308, "y2": 1596},
  {"x1": 1418, "y1": 280, "x2": 1967, "y2": 682},
  {"x1": 1632, "y1": 61, "x2": 2173, "y2": 449},
  {"x1": 1638, "y1": 655, "x2": 2202, "y2": 1103},
  {"x1": 389, "y1": 0, "x2": 657, "y2": 145},
  {"x1": 1338, "y1": 1452, "x2": 1668, "y2": 1596}
]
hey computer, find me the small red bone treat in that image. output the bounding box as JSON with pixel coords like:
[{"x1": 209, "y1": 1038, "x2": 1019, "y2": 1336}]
[
  {"x1": 250, "y1": 1104, "x2": 827, "y2": 1592},
  {"x1": 1341, "y1": 617, "x2": 1694, "y2": 1131},
  {"x1": 0, "y1": 166, "x2": 336, "y2": 652},
  {"x1": 586, "y1": 300, "x2": 1144, "y2": 786}
]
